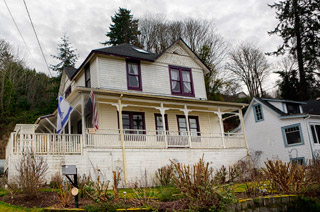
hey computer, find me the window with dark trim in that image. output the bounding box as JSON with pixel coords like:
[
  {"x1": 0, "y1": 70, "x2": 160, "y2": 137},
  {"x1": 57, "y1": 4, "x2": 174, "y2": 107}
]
[
  {"x1": 310, "y1": 124, "x2": 320, "y2": 144},
  {"x1": 65, "y1": 85, "x2": 71, "y2": 98},
  {"x1": 85, "y1": 64, "x2": 91, "y2": 88},
  {"x1": 286, "y1": 103, "x2": 300, "y2": 114},
  {"x1": 155, "y1": 114, "x2": 169, "y2": 133},
  {"x1": 290, "y1": 157, "x2": 305, "y2": 165},
  {"x1": 177, "y1": 115, "x2": 200, "y2": 136},
  {"x1": 126, "y1": 60, "x2": 142, "y2": 91},
  {"x1": 281, "y1": 124, "x2": 304, "y2": 147},
  {"x1": 169, "y1": 66, "x2": 194, "y2": 97},
  {"x1": 122, "y1": 111, "x2": 145, "y2": 134},
  {"x1": 253, "y1": 104, "x2": 264, "y2": 122}
]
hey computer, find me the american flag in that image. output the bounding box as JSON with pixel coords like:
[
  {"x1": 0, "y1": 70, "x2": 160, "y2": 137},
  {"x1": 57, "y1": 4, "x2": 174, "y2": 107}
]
[{"x1": 89, "y1": 90, "x2": 99, "y2": 130}]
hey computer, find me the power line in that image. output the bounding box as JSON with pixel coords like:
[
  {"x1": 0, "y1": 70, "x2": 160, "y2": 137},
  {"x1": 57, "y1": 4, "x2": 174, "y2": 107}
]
[
  {"x1": 22, "y1": 0, "x2": 52, "y2": 77},
  {"x1": 3, "y1": 0, "x2": 32, "y2": 56}
]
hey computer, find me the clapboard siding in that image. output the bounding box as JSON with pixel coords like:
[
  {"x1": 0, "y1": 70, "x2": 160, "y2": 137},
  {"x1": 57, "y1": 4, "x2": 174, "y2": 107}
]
[{"x1": 96, "y1": 43, "x2": 207, "y2": 99}]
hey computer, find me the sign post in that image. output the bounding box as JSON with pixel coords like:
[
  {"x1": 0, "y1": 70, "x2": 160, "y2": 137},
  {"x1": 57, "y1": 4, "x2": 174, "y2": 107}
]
[{"x1": 62, "y1": 165, "x2": 79, "y2": 208}]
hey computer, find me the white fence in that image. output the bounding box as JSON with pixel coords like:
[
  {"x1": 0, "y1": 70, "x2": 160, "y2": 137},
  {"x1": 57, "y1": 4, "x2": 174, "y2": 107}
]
[{"x1": 6, "y1": 129, "x2": 245, "y2": 155}]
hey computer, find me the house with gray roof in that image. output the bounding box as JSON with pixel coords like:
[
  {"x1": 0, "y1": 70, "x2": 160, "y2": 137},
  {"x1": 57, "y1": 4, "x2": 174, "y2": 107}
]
[{"x1": 241, "y1": 97, "x2": 320, "y2": 166}]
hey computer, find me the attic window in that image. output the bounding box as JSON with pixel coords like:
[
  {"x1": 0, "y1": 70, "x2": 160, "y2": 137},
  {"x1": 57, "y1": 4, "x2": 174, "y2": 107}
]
[
  {"x1": 132, "y1": 47, "x2": 150, "y2": 54},
  {"x1": 286, "y1": 103, "x2": 300, "y2": 114}
]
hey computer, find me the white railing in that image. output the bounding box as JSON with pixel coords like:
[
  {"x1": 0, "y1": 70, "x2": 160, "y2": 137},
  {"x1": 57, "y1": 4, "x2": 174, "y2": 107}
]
[
  {"x1": 12, "y1": 133, "x2": 82, "y2": 155},
  {"x1": 86, "y1": 129, "x2": 245, "y2": 149},
  {"x1": 6, "y1": 130, "x2": 245, "y2": 156}
]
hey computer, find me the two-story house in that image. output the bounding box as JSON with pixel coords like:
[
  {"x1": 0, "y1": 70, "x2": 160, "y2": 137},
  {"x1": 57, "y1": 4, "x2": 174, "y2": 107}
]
[
  {"x1": 5, "y1": 39, "x2": 248, "y2": 184},
  {"x1": 242, "y1": 97, "x2": 320, "y2": 166}
]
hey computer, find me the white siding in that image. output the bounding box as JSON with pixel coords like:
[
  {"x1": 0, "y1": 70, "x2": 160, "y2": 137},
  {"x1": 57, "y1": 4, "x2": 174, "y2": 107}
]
[
  {"x1": 90, "y1": 57, "x2": 99, "y2": 88},
  {"x1": 96, "y1": 43, "x2": 207, "y2": 99},
  {"x1": 245, "y1": 100, "x2": 313, "y2": 166}
]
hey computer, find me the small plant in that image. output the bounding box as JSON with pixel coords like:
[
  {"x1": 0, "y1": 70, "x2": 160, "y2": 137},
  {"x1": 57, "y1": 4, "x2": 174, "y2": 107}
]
[
  {"x1": 50, "y1": 172, "x2": 62, "y2": 188},
  {"x1": 57, "y1": 182, "x2": 72, "y2": 207},
  {"x1": 113, "y1": 171, "x2": 121, "y2": 201},
  {"x1": 214, "y1": 165, "x2": 227, "y2": 184},
  {"x1": 15, "y1": 149, "x2": 48, "y2": 198},
  {"x1": 155, "y1": 164, "x2": 174, "y2": 186},
  {"x1": 84, "y1": 175, "x2": 113, "y2": 203},
  {"x1": 262, "y1": 159, "x2": 306, "y2": 193},
  {"x1": 170, "y1": 157, "x2": 235, "y2": 211},
  {"x1": 77, "y1": 174, "x2": 91, "y2": 198}
]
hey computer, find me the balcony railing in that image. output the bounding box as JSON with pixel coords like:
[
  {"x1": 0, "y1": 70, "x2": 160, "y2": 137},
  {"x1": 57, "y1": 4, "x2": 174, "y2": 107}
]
[{"x1": 6, "y1": 129, "x2": 245, "y2": 155}]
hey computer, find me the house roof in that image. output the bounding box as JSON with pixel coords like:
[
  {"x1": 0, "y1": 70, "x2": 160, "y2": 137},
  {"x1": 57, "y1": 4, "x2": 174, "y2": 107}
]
[
  {"x1": 92, "y1": 43, "x2": 158, "y2": 62},
  {"x1": 64, "y1": 67, "x2": 78, "y2": 80},
  {"x1": 302, "y1": 100, "x2": 320, "y2": 115},
  {"x1": 256, "y1": 98, "x2": 287, "y2": 116}
]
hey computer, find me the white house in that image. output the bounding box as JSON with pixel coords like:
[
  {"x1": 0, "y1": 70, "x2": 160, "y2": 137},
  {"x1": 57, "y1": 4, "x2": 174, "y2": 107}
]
[
  {"x1": 243, "y1": 97, "x2": 320, "y2": 166},
  {"x1": 5, "y1": 39, "x2": 248, "y2": 185}
]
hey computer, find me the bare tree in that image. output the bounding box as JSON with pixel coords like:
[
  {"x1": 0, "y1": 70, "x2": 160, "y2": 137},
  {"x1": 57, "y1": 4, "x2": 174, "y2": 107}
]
[{"x1": 226, "y1": 42, "x2": 270, "y2": 97}]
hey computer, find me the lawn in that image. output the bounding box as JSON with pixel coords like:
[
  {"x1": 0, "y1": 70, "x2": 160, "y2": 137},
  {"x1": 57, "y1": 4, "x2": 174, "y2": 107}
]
[{"x1": 0, "y1": 201, "x2": 43, "y2": 212}]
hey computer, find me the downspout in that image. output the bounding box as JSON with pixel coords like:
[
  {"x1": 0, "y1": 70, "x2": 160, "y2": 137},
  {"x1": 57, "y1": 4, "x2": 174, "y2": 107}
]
[
  {"x1": 118, "y1": 94, "x2": 128, "y2": 185},
  {"x1": 304, "y1": 115, "x2": 314, "y2": 160}
]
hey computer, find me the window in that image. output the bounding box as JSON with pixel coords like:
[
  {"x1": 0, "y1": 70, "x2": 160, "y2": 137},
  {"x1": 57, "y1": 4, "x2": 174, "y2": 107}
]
[
  {"x1": 281, "y1": 124, "x2": 304, "y2": 147},
  {"x1": 65, "y1": 86, "x2": 71, "y2": 98},
  {"x1": 126, "y1": 60, "x2": 142, "y2": 91},
  {"x1": 155, "y1": 114, "x2": 168, "y2": 133},
  {"x1": 310, "y1": 124, "x2": 320, "y2": 144},
  {"x1": 85, "y1": 64, "x2": 91, "y2": 88},
  {"x1": 290, "y1": 157, "x2": 305, "y2": 165},
  {"x1": 286, "y1": 103, "x2": 300, "y2": 114},
  {"x1": 177, "y1": 115, "x2": 200, "y2": 136},
  {"x1": 253, "y1": 104, "x2": 264, "y2": 122},
  {"x1": 169, "y1": 66, "x2": 194, "y2": 97},
  {"x1": 122, "y1": 112, "x2": 145, "y2": 134}
]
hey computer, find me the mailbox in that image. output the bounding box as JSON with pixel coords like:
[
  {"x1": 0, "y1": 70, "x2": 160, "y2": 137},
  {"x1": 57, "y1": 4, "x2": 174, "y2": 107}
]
[{"x1": 62, "y1": 165, "x2": 77, "y2": 175}]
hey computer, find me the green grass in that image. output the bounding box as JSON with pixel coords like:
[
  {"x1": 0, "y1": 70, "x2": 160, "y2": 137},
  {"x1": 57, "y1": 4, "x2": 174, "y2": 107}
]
[
  {"x1": 0, "y1": 189, "x2": 8, "y2": 197},
  {"x1": 0, "y1": 201, "x2": 43, "y2": 212}
]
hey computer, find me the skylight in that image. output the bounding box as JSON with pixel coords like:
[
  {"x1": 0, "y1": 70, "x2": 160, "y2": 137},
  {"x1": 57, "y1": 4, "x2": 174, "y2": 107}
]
[{"x1": 132, "y1": 47, "x2": 150, "y2": 54}]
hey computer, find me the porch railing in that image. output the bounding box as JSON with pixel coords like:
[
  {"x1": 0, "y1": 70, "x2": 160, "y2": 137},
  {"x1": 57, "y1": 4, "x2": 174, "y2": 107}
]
[{"x1": 7, "y1": 129, "x2": 245, "y2": 155}]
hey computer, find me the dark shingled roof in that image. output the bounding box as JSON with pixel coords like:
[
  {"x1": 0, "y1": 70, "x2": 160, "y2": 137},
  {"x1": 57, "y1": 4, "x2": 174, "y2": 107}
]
[
  {"x1": 92, "y1": 44, "x2": 158, "y2": 62},
  {"x1": 64, "y1": 67, "x2": 78, "y2": 80},
  {"x1": 302, "y1": 100, "x2": 320, "y2": 115}
]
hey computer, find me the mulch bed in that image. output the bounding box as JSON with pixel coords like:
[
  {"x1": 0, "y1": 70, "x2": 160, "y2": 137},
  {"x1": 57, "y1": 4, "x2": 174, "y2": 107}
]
[{"x1": 0, "y1": 191, "x2": 94, "y2": 209}]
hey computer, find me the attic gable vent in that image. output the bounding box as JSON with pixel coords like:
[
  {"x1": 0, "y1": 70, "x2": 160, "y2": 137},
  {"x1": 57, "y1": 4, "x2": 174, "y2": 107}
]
[{"x1": 132, "y1": 47, "x2": 150, "y2": 54}]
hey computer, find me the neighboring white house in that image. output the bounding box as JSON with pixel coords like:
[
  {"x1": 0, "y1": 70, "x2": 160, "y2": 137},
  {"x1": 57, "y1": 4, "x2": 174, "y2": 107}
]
[
  {"x1": 5, "y1": 39, "x2": 248, "y2": 185},
  {"x1": 242, "y1": 97, "x2": 320, "y2": 166}
]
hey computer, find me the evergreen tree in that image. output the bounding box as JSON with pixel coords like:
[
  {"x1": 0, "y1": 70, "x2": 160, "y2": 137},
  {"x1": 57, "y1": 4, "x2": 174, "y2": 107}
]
[
  {"x1": 276, "y1": 70, "x2": 300, "y2": 100},
  {"x1": 50, "y1": 34, "x2": 79, "y2": 73},
  {"x1": 268, "y1": 0, "x2": 320, "y2": 100},
  {"x1": 102, "y1": 8, "x2": 140, "y2": 46}
]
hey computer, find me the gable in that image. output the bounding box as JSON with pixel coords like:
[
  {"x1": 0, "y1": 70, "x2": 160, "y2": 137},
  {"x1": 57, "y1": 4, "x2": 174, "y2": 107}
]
[{"x1": 155, "y1": 41, "x2": 209, "y2": 73}]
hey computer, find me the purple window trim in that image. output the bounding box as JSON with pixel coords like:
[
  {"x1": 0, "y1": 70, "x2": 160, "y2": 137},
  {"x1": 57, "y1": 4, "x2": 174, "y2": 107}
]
[
  {"x1": 169, "y1": 65, "x2": 195, "y2": 97},
  {"x1": 121, "y1": 111, "x2": 146, "y2": 134},
  {"x1": 154, "y1": 114, "x2": 169, "y2": 132},
  {"x1": 126, "y1": 59, "x2": 142, "y2": 91},
  {"x1": 176, "y1": 115, "x2": 201, "y2": 136}
]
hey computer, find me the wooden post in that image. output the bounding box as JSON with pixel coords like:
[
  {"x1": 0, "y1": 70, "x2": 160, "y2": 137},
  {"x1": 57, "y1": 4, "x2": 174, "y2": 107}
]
[
  {"x1": 118, "y1": 95, "x2": 128, "y2": 185},
  {"x1": 180, "y1": 105, "x2": 192, "y2": 148},
  {"x1": 81, "y1": 94, "x2": 85, "y2": 155},
  {"x1": 217, "y1": 108, "x2": 226, "y2": 148},
  {"x1": 157, "y1": 103, "x2": 168, "y2": 148},
  {"x1": 239, "y1": 108, "x2": 249, "y2": 156}
]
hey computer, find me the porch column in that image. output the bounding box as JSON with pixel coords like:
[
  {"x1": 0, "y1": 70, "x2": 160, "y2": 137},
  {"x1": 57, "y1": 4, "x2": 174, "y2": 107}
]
[
  {"x1": 238, "y1": 108, "x2": 249, "y2": 155},
  {"x1": 215, "y1": 108, "x2": 226, "y2": 148},
  {"x1": 81, "y1": 94, "x2": 86, "y2": 154},
  {"x1": 156, "y1": 103, "x2": 169, "y2": 148},
  {"x1": 180, "y1": 105, "x2": 192, "y2": 148},
  {"x1": 112, "y1": 97, "x2": 128, "y2": 185}
]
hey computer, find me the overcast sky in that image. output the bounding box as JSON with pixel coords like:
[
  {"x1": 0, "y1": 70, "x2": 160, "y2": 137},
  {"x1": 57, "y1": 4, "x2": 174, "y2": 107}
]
[{"x1": 1, "y1": 0, "x2": 283, "y2": 93}]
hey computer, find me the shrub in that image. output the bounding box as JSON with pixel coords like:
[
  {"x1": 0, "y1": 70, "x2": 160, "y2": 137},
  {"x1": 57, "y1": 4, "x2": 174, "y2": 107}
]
[
  {"x1": 155, "y1": 164, "x2": 174, "y2": 186},
  {"x1": 57, "y1": 182, "x2": 72, "y2": 207},
  {"x1": 170, "y1": 158, "x2": 235, "y2": 211},
  {"x1": 84, "y1": 175, "x2": 113, "y2": 203},
  {"x1": 307, "y1": 158, "x2": 320, "y2": 184},
  {"x1": 49, "y1": 172, "x2": 62, "y2": 189},
  {"x1": 15, "y1": 149, "x2": 48, "y2": 198},
  {"x1": 262, "y1": 160, "x2": 306, "y2": 193},
  {"x1": 214, "y1": 165, "x2": 227, "y2": 184},
  {"x1": 112, "y1": 171, "x2": 121, "y2": 201},
  {"x1": 77, "y1": 174, "x2": 91, "y2": 198}
]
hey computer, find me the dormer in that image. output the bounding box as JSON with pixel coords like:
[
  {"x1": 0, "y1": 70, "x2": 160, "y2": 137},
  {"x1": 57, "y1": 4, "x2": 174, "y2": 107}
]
[{"x1": 60, "y1": 39, "x2": 209, "y2": 100}]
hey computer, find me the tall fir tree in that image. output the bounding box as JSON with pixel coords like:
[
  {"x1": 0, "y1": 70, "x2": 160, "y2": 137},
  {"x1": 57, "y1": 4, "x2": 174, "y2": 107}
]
[
  {"x1": 268, "y1": 0, "x2": 320, "y2": 100},
  {"x1": 102, "y1": 8, "x2": 140, "y2": 46},
  {"x1": 50, "y1": 34, "x2": 79, "y2": 73}
]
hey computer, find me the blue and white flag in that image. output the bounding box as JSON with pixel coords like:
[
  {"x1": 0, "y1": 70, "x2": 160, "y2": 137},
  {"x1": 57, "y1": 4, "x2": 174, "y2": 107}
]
[{"x1": 57, "y1": 96, "x2": 73, "y2": 134}]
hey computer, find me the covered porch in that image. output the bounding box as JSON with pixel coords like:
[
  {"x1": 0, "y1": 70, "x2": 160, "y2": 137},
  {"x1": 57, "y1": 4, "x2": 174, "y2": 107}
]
[{"x1": 6, "y1": 88, "x2": 248, "y2": 156}]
